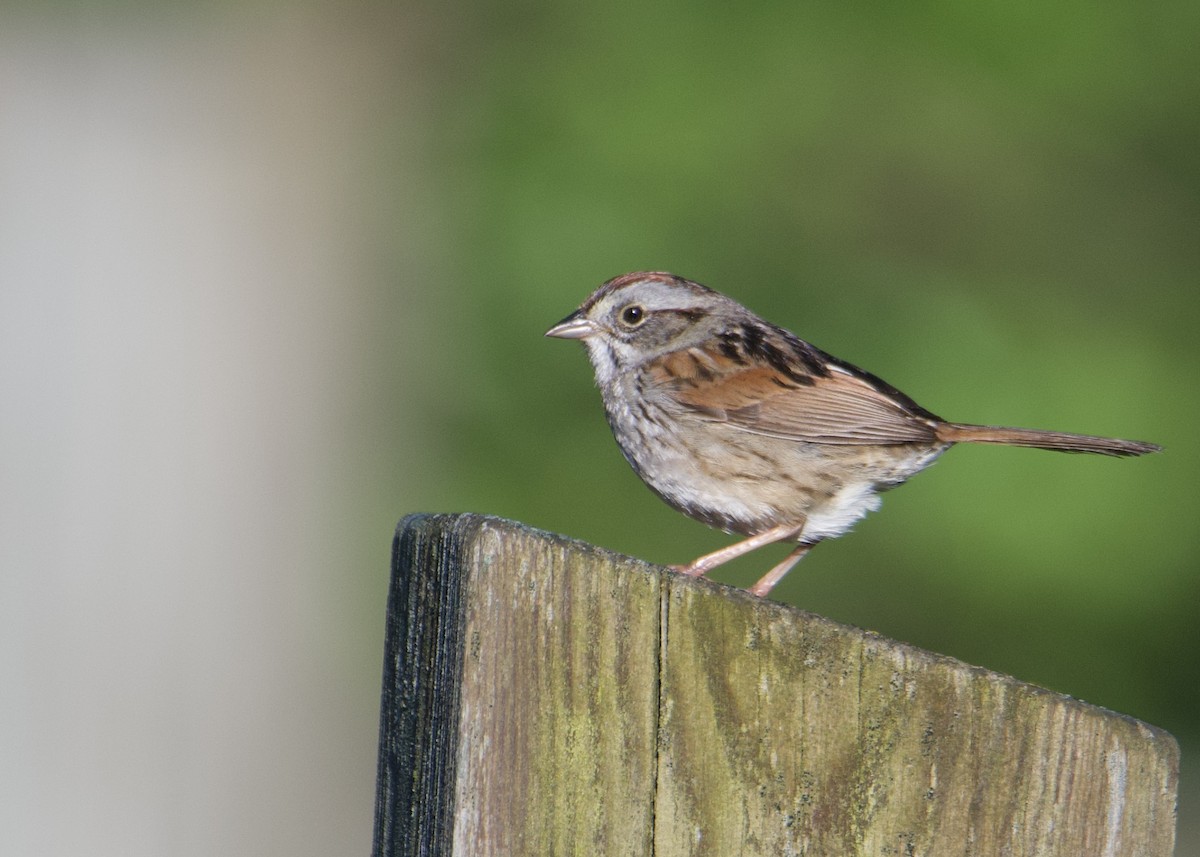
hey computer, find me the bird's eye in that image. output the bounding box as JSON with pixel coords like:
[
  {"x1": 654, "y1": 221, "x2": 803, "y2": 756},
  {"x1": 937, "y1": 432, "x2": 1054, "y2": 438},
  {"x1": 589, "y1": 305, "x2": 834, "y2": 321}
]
[{"x1": 620, "y1": 305, "x2": 646, "y2": 327}]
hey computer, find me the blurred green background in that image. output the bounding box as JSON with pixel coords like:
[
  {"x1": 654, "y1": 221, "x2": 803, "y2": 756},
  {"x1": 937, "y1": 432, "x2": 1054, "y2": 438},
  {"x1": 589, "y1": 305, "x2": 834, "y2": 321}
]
[{"x1": 2, "y1": 2, "x2": 1196, "y2": 854}]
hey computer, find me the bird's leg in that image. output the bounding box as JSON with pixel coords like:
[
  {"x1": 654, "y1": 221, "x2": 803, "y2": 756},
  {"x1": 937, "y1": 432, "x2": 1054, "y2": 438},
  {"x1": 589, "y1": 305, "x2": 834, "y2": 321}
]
[
  {"x1": 672, "y1": 521, "x2": 806, "y2": 578},
  {"x1": 746, "y1": 541, "x2": 817, "y2": 597}
]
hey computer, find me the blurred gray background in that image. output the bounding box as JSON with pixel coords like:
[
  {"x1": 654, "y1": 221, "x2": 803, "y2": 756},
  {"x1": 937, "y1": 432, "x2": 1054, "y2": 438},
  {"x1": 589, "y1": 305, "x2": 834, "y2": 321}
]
[{"x1": 2, "y1": 3, "x2": 1196, "y2": 854}]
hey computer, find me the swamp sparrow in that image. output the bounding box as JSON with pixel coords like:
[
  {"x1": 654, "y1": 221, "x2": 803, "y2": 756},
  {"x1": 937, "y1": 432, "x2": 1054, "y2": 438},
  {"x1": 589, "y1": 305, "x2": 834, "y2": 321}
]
[{"x1": 546, "y1": 272, "x2": 1160, "y2": 598}]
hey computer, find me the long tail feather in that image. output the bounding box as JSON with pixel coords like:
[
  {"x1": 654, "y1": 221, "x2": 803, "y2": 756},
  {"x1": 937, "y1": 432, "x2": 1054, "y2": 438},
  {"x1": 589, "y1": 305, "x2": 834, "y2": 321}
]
[{"x1": 936, "y1": 423, "x2": 1161, "y2": 457}]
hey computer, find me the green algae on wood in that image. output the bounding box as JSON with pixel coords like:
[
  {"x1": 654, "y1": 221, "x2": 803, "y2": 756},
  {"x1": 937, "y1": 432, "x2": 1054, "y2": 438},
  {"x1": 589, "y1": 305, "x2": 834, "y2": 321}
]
[{"x1": 373, "y1": 514, "x2": 1178, "y2": 857}]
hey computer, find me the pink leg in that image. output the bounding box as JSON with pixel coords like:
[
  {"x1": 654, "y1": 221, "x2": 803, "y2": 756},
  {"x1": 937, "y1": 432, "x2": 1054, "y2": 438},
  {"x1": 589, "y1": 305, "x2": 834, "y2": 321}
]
[
  {"x1": 747, "y1": 543, "x2": 813, "y2": 598},
  {"x1": 672, "y1": 521, "x2": 806, "y2": 578}
]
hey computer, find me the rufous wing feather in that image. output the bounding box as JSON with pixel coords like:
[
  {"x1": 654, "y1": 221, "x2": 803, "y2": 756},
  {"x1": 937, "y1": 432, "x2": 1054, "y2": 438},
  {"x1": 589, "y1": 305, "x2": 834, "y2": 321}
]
[{"x1": 664, "y1": 359, "x2": 941, "y2": 445}]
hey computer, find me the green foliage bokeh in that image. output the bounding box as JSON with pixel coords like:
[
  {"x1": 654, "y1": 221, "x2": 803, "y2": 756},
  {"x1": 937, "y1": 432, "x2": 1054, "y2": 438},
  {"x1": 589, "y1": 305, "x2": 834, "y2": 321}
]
[{"x1": 372, "y1": 0, "x2": 1197, "y2": 841}]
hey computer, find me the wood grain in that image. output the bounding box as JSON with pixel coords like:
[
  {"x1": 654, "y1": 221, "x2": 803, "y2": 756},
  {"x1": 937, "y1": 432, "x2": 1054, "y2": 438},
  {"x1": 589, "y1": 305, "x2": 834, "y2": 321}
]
[{"x1": 373, "y1": 513, "x2": 1178, "y2": 856}]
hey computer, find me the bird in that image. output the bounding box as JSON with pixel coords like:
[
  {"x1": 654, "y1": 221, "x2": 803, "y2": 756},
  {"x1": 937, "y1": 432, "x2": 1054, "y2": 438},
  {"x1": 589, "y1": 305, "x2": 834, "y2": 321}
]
[{"x1": 545, "y1": 271, "x2": 1160, "y2": 598}]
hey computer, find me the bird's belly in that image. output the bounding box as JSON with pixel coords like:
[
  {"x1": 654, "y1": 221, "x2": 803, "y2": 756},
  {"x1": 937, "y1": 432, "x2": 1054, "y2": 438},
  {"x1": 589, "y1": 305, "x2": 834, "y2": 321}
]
[{"x1": 615, "y1": 410, "x2": 947, "y2": 539}]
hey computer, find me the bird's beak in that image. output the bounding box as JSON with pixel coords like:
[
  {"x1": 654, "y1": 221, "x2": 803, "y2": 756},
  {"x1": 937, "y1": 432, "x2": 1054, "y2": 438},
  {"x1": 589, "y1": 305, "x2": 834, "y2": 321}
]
[{"x1": 545, "y1": 311, "x2": 596, "y2": 340}]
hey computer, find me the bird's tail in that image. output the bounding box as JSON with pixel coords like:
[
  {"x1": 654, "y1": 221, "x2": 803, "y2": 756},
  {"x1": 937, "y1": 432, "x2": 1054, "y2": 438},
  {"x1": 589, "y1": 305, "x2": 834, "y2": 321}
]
[{"x1": 936, "y1": 423, "x2": 1161, "y2": 457}]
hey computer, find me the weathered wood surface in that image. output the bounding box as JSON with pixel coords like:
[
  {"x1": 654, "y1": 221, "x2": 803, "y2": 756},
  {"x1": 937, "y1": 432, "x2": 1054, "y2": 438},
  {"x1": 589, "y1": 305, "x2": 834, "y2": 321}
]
[{"x1": 373, "y1": 513, "x2": 1178, "y2": 857}]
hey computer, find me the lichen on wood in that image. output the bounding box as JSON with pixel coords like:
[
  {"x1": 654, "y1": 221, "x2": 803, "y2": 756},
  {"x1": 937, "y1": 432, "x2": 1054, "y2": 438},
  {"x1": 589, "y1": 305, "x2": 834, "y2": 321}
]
[{"x1": 374, "y1": 514, "x2": 1178, "y2": 857}]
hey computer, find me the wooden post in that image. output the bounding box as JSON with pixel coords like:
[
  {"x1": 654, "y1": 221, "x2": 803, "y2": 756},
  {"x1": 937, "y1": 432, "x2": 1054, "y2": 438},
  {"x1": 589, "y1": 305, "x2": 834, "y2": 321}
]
[{"x1": 373, "y1": 513, "x2": 1178, "y2": 857}]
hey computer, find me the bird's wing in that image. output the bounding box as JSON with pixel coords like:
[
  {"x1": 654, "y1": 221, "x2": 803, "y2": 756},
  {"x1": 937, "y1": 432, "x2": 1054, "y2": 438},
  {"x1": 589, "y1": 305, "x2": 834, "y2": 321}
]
[{"x1": 654, "y1": 349, "x2": 940, "y2": 445}]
